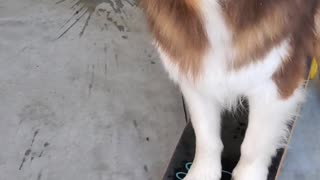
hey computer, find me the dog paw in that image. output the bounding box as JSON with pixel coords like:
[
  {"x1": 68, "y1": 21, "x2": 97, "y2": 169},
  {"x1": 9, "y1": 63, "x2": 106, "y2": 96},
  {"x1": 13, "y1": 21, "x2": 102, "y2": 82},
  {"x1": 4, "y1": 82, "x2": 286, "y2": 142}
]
[
  {"x1": 183, "y1": 162, "x2": 221, "y2": 180},
  {"x1": 183, "y1": 171, "x2": 221, "y2": 180},
  {"x1": 232, "y1": 160, "x2": 268, "y2": 180}
]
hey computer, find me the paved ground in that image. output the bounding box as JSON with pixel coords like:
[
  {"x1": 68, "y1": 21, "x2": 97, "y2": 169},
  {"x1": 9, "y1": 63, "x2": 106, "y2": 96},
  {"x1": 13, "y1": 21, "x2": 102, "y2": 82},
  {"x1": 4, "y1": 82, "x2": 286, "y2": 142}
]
[
  {"x1": 0, "y1": 0, "x2": 319, "y2": 180},
  {"x1": 0, "y1": 0, "x2": 185, "y2": 180},
  {"x1": 279, "y1": 81, "x2": 320, "y2": 180}
]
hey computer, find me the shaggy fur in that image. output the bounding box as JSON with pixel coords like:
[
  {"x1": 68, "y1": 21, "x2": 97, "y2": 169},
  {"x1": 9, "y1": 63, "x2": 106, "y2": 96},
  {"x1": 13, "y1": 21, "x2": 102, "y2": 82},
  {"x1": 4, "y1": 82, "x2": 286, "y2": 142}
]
[{"x1": 140, "y1": 0, "x2": 320, "y2": 179}]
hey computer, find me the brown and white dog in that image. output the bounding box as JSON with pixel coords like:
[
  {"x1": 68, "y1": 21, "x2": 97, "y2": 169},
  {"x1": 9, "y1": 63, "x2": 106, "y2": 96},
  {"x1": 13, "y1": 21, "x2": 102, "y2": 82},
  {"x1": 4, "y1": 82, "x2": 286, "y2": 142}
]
[{"x1": 140, "y1": 0, "x2": 320, "y2": 179}]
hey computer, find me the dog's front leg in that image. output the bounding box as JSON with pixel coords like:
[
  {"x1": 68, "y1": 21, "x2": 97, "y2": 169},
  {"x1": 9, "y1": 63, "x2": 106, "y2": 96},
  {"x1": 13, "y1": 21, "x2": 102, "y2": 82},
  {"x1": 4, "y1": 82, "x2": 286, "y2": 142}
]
[{"x1": 181, "y1": 84, "x2": 223, "y2": 180}]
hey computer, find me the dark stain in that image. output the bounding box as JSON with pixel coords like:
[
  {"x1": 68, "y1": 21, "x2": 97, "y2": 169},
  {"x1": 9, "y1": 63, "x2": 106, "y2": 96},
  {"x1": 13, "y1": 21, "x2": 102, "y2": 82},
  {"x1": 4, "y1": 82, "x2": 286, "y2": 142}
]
[
  {"x1": 104, "y1": 43, "x2": 108, "y2": 53},
  {"x1": 150, "y1": 61, "x2": 156, "y2": 64},
  {"x1": 106, "y1": 124, "x2": 112, "y2": 129},
  {"x1": 97, "y1": 8, "x2": 107, "y2": 16},
  {"x1": 103, "y1": 23, "x2": 108, "y2": 31},
  {"x1": 56, "y1": 0, "x2": 135, "y2": 38},
  {"x1": 19, "y1": 157, "x2": 26, "y2": 170},
  {"x1": 25, "y1": 149, "x2": 31, "y2": 156},
  {"x1": 145, "y1": 137, "x2": 150, "y2": 142},
  {"x1": 44, "y1": 142, "x2": 50, "y2": 147},
  {"x1": 106, "y1": 11, "x2": 125, "y2": 32},
  {"x1": 80, "y1": 11, "x2": 92, "y2": 37},
  {"x1": 19, "y1": 149, "x2": 31, "y2": 170},
  {"x1": 104, "y1": 43, "x2": 108, "y2": 77},
  {"x1": 31, "y1": 129, "x2": 40, "y2": 147},
  {"x1": 37, "y1": 171, "x2": 42, "y2": 180},
  {"x1": 88, "y1": 65, "x2": 95, "y2": 96},
  {"x1": 115, "y1": 54, "x2": 119, "y2": 67},
  {"x1": 19, "y1": 102, "x2": 57, "y2": 127},
  {"x1": 38, "y1": 151, "x2": 44, "y2": 158},
  {"x1": 124, "y1": 0, "x2": 136, "y2": 6},
  {"x1": 121, "y1": 35, "x2": 128, "y2": 39},
  {"x1": 57, "y1": 8, "x2": 88, "y2": 39},
  {"x1": 104, "y1": 64, "x2": 108, "y2": 77},
  {"x1": 143, "y1": 165, "x2": 149, "y2": 172},
  {"x1": 132, "y1": 120, "x2": 138, "y2": 129},
  {"x1": 89, "y1": 82, "x2": 93, "y2": 92},
  {"x1": 31, "y1": 152, "x2": 37, "y2": 162},
  {"x1": 37, "y1": 142, "x2": 50, "y2": 158}
]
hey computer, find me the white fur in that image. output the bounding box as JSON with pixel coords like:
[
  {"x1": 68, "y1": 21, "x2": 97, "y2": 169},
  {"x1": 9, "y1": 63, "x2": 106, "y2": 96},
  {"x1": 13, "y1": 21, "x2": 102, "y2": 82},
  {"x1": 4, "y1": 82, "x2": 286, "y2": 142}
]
[{"x1": 156, "y1": 1, "x2": 305, "y2": 180}]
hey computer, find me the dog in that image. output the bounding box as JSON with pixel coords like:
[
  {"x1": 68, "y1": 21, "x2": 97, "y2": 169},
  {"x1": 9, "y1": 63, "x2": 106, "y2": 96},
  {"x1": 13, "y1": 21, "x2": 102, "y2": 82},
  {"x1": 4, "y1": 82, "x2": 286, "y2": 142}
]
[{"x1": 140, "y1": 0, "x2": 320, "y2": 179}]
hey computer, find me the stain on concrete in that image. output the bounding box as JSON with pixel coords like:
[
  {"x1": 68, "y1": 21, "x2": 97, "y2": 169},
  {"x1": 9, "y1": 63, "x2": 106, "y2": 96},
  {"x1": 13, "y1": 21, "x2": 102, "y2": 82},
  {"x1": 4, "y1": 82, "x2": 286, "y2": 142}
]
[
  {"x1": 19, "y1": 158, "x2": 26, "y2": 170},
  {"x1": 25, "y1": 149, "x2": 32, "y2": 156},
  {"x1": 115, "y1": 54, "x2": 119, "y2": 68},
  {"x1": 19, "y1": 149, "x2": 31, "y2": 170},
  {"x1": 104, "y1": 64, "x2": 108, "y2": 77},
  {"x1": 30, "y1": 129, "x2": 39, "y2": 147},
  {"x1": 38, "y1": 142, "x2": 50, "y2": 158},
  {"x1": 106, "y1": 11, "x2": 125, "y2": 32},
  {"x1": 88, "y1": 64, "x2": 95, "y2": 96},
  {"x1": 132, "y1": 120, "x2": 138, "y2": 129},
  {"x1": 44, "y1": 142, "x2": 50, "y2": 147},
  {"x1": 143, "y1": 165, "x2": 148, "y2": 172},
  {"x1": 19, "y1": 101, "x2": 58, "y2": 128},
  {"x1": 104, "y1": 43, "x2": 108, "y2": 53},
  {"x1": 57, "y1": 0, "x2": 135, "y2": 38},
  {"x1": 18, "y1": 129, "x2": 50, "y2": 169},
  {"x1": 37, "y1": 172, "x2": 42, "y2": 180},
  {"x1": 37, "y1": 171, "x2": 42, "y2": 180},
  {"x1": 38, "y1": 151, "x2": 43, "y2": 158},
  {"x1": 31, "y1": 155, "x2": 34, "y2": 162},
  {"x1": 104, "y1": 43, "x2": 108, "y2": 77}
]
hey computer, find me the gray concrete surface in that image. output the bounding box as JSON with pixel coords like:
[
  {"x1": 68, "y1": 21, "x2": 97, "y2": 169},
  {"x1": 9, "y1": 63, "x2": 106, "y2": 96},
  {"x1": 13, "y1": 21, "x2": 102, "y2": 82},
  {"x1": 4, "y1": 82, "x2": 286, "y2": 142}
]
[
  {"x1": 0, "y1": 0, "x2": 185, "y2": 180},
  {"x1": 279, "y1": 81, "x2": 320, "y2": 180}
]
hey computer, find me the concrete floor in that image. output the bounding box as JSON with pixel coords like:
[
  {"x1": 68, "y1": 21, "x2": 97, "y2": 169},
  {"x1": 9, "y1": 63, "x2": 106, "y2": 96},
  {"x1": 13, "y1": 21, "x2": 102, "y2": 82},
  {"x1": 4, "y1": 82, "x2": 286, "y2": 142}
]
[
  {"x1": 279, "y1": 81, "x2": 320, "y2": 180},
  {"x1": 1, "y1": 0, "x2": 319, "y2": 180},
  {"x1": 0, "y1": 0, "x2": 185, "y2": 180}
]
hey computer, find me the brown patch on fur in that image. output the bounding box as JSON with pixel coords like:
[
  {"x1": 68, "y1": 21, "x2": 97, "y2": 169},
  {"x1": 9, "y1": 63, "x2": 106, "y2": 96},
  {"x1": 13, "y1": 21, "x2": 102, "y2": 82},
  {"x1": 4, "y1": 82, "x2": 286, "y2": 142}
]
[
  {"x1": 272, "y1": 51, "x2": 306, "y2": 100},
  {"x1": 273, "y1": 3, "x2": 319, "y2": 99},
  {"x1": 222, "y1": 0, "x2": 319, "y2": 98},
  {"x1": 272, "y1": 1, "x2": 319, "y2": 99},
  {"x1": 221, "y1": 0, "x2": 317, "y2": 69},
  {"x1": 139, "y1": 0, "x2": 208, "y2": 79}
]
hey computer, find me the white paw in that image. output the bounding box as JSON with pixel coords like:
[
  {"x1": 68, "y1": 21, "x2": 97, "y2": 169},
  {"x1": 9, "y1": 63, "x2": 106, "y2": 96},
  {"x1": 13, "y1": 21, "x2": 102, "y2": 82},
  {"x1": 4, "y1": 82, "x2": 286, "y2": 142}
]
[
  {"x1": 183, "y1": 161, "x2": 221, "y2": 180},
  {"x1": 183, "y1": 171, "x2": 221, "y2": 180},
  {"x1": 232, "y1": 160, "x2": 268, "y2": 180}
]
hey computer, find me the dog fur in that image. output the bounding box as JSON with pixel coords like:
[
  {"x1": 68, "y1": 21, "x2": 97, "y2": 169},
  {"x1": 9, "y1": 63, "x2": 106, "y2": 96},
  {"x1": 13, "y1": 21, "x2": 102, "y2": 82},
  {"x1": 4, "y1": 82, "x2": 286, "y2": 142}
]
[{"x1": 140, "y1": 0, "x2": 320, "y2": 179}]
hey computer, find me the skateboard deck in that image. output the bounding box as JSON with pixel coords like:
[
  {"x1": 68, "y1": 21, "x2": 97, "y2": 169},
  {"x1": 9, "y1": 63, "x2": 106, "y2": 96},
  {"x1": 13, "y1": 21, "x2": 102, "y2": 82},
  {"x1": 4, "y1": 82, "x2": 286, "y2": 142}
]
[
  {"x1": 162, "y1": 58, "x2": 315, "y2": 180},
  {"x1": 162, "y1": 106, "x2": 285, "y2": 180}
]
